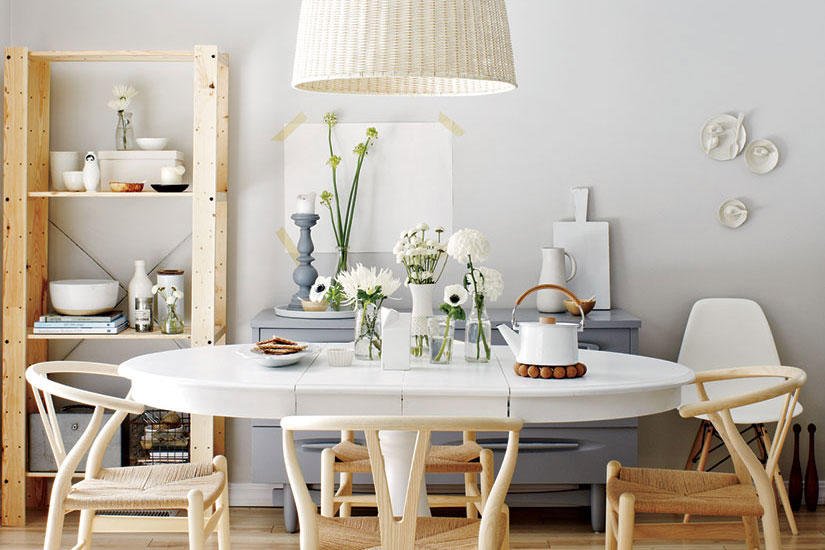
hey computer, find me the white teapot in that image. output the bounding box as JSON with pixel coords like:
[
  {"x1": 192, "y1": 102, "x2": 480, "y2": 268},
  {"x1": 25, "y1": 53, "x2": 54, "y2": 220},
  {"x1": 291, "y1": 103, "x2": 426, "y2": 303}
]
[{"x1": 497, "y1": 284, "x2": 585, "y2": 367}]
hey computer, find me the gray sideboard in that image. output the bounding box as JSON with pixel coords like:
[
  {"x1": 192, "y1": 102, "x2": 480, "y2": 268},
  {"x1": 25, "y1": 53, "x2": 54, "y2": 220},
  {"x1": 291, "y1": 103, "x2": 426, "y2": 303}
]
[{"x1": 249, "y1": 307, "x2": 641, "y2": 533}]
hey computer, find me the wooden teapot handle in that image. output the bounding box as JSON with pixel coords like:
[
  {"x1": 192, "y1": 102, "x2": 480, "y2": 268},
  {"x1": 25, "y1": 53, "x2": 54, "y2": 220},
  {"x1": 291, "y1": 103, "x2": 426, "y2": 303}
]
[{"x1": 511, "y1": 284, "x2": 585, "y2": 331}]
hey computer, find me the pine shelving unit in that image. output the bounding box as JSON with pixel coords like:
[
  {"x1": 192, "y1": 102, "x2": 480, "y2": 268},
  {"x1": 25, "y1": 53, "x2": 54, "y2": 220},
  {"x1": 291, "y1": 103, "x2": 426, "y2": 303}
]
[{"x1": 1, "y1": 46, "x2": 229, "y2": 526}]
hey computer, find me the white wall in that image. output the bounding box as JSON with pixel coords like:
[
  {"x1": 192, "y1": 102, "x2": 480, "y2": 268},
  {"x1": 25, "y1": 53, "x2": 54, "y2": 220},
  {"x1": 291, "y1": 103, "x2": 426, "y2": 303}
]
[{"x1": 3, "y1": 0, "x2": 825, "y2": 484}]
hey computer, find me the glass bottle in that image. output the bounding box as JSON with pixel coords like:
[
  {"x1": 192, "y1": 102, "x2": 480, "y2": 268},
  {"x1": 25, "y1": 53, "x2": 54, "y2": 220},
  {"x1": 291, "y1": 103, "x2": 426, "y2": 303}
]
[
  {"x1": 128, "y1": 260, "x2": 153, "y2": 328},
  {"x1": 116, "y1": 110, "x2": 135, "y2": 151},
  {"x1": 465, "y1": 293, "x2": 492, "y2": 362},
  {"x1": 429, "y1": 315, "x2": 455, "y2": 364},
  {"x1": 161, "y1": 302, "x2": 184, "y2": 334}
]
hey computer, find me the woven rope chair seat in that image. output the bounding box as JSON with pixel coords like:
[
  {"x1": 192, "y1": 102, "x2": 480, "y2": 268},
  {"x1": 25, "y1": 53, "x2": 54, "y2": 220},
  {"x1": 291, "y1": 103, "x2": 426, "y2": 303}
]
[
  {"x1": 316, "y1": 513, "x2": 507, "y2": 549},
  {"x1": 607, "y1": 467, "x2": 763, "y2": 517},
  {"x1": 331, "y1": 440, "x2": 484, "y2": 474},
  {"x1": 65, "y1": 462, "x2": 224, "y2": 511}
]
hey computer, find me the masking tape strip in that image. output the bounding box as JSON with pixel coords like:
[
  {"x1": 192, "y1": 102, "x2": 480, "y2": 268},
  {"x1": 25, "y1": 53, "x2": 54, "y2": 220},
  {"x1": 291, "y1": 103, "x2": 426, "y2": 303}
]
[
  {"x1": 276, "y1": 227, "x2": 300, "y2": 264},
  {"x1": 272, "y1": 112, "x2": 308, "y2": 141},
  {"x1": 439, "y1": 112, "x2": 465, "y2": 137}
]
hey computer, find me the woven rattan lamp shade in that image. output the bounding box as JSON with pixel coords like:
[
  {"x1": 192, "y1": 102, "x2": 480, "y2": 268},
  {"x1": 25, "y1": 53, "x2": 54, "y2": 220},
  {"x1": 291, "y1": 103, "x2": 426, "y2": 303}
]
[{"x1": 292, "y1": 0, "x2": 517, "y2": 96}]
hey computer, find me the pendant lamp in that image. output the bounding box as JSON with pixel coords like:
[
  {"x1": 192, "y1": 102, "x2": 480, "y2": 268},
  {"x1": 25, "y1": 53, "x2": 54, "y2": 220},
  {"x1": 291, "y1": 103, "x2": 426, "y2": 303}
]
[{"x1": 292, "y1": 0, "x2": 517, "y2": 96}]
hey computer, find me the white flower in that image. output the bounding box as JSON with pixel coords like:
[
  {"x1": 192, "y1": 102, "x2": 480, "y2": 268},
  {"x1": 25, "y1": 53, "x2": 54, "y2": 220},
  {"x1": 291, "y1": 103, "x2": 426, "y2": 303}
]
[
  {"x1": 337, "y1": 264, "x2": 400, "y2": 301},
  {"x1": 471, "y1": 267, "x2": 504, "y2": 302},
  {"x1": 416, "y1": 222, "x2": 429, "y2": 232},
  {"x1": 107, "y1": 84, "x2": 138, "y2": 111},
  {"x1": 309, "y1": 275, "x2": 331, "y2": 303},
  {"x1": 165, "y1": 295, "x2": 176, "y2": 305},
  {"x1": 151, "y1": 284, "x2": 160, "y2": 295},
  {"x1": 444, "y1": 284, "x2": 469, "y2": 307},
  {"x1": 173, "y1": 289, "x2": 184, "y2": 300},
  {"x1": 447, "y1": 228, "x2": 490, "y2": 263}
]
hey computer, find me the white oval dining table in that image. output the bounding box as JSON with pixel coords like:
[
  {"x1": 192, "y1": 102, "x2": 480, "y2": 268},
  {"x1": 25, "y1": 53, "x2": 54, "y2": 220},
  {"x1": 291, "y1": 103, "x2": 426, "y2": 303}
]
[{"x1": 119, "y1": 343, "x2": 694, "y2": 532}]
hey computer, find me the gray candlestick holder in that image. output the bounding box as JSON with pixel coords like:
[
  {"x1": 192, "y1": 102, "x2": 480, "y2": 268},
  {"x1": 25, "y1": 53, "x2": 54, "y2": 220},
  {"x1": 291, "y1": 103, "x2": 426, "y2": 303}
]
[{"x1": 288, "y1": 213, "x2": 320, "y2": 310}]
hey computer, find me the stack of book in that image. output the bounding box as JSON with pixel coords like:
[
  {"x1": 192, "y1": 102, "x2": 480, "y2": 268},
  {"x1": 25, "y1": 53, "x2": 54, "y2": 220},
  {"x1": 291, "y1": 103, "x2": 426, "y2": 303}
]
[{"x1": 33, "y1": 311, "x2": 128, "y2": 335}]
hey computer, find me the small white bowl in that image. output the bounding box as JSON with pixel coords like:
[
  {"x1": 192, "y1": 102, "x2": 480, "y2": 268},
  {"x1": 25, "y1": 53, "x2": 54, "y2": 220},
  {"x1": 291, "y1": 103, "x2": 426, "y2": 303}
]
[
  {"x1": 62, "y1": 171, "x2": 85, "y2": 191},
  {"x1": 136, "y1": 138, "x2": 169, "y2": 151},
  {"x1": 327, "y1": 347, "x2": 355, "y2": 367},
  {"x1": 49, "y1": 279, "x2": 119, "y2": 315}
]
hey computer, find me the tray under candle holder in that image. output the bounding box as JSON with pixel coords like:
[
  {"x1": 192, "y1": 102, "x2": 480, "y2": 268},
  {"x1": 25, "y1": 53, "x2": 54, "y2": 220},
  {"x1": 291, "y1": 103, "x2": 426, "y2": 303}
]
[
  {"x1": 514, "y1": 362, "x2": 587, "y2": 379},
  {"x1": 274, "y1": 305, "x2": 355, "y2": 319}
]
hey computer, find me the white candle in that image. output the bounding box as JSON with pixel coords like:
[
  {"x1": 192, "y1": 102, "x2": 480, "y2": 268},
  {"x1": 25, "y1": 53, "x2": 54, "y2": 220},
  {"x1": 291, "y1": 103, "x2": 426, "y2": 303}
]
[{"x1": 295, "y1": 192, "x2": 316, "y2": 214}]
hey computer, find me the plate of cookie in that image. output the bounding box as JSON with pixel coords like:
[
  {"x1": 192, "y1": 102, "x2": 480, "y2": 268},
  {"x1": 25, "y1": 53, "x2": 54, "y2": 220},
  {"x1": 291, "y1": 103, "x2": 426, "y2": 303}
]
[{"x1": 238, "y1": 337, "x2": 313, "y2": 367}]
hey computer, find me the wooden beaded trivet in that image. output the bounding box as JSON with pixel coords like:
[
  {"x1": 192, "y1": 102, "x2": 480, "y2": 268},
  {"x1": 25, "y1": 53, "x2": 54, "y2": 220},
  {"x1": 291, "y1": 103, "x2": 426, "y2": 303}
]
[{"x1": 513, "y1": 362, "x2": 587, "y2": 379}]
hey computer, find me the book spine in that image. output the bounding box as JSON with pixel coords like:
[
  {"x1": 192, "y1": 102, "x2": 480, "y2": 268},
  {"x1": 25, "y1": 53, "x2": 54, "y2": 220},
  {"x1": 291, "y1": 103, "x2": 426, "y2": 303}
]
[
  {"x1": 33, "y1": 321, "x2": 124, "y2": 329},
  {"x1": 32, "y1": 324, "x2": 127, "y2": 335},
  {"x1": 39, "y1": 314, "x2": 123, "y2": 323}
]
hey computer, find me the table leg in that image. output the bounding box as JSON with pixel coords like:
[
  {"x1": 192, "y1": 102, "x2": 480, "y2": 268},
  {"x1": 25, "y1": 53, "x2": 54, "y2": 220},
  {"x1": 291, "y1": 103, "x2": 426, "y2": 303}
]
[
  {"x1": 283, "y1": 483, "x2": 299, "y2": 534},
  {"x1": 378, "y1": 430, "x2": 431, "y2": 517},
  {"x1": 590, "y1": 483, "x2": 606, "y2": 532}
]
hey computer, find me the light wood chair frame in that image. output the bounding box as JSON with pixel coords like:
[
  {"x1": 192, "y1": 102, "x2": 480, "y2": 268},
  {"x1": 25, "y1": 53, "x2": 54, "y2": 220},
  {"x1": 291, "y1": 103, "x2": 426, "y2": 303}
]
[
  {"x1": 26, "y1": 361, "x2": 231, "y2": 550},
  {"x1": 606, "y1": 366, "x2": 805, "y2": 550},
  {"x1": 283, "y1": 416, "x2": 523, "y2": 550},
  {"x1": 320, "y1": 429, "x2": 495, "y2": 519}
]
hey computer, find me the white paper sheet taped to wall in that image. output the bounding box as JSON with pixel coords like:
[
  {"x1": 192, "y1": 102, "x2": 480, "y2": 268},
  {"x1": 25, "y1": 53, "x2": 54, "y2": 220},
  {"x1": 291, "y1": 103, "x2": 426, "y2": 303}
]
[{"x1": 284, "y1": 122, "x2": 453, "y2": 253}]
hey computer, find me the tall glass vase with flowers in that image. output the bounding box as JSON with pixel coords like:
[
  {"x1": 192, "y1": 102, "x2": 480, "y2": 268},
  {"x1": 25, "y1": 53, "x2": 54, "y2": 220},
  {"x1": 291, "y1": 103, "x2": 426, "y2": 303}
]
[
  {"x1": 337, "y1": 264, "x2": 401, "y2": 361},
  {"x1": 318, "y1": 112, "x2": 378, "y2": 277},
  {"x1": 151, "y1": 284, "x2": 184, "y2": 335},
  {"x1": 447, "y1": 228, "x2": 502, "y2": 362},
  {"x1": 107, "y1": 84, "x2": 138, "y2": 151},
  {"x1": 394, "y1": 223, "x2": 448, "y2": 359}
]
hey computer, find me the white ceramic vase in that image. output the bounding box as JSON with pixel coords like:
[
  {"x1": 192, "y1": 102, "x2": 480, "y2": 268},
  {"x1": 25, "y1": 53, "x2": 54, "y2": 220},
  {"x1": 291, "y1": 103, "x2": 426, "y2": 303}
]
[
  {"x1": 50, "y1": 151, "x2": 82, "y2": 191},
  {"x1": 128, "y1": 260, "x2": 154, "y2": 328},
  {"x1": 409, "y1": 283, "x2": 434, "y2": 360}
]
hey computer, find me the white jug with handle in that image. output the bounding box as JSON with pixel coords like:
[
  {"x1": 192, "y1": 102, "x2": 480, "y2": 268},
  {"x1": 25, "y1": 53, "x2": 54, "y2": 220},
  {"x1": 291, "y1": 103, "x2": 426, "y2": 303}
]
[{"x1": 537, "y1": 247, "x2": 577, "y2": 312}]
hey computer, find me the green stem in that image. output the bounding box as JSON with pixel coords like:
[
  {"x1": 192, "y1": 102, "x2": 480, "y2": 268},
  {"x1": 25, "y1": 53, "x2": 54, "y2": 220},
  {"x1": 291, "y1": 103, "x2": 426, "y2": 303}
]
[
  {"x1": 343, "y1": 150, "x2": 367, "y2": 246},
  {"x1": 434, "y1": 316, "x2": 452, "y2": 361},
  {"x1": 327, "y1": 125, "x2": 345, "y2": 244}
]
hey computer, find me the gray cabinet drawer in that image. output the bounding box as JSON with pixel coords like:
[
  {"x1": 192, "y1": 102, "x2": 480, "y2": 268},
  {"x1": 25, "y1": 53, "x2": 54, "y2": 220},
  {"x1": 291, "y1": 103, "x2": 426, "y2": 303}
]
[{"x1": 28, "y1": 412, "x2": 122, "y2": 472}]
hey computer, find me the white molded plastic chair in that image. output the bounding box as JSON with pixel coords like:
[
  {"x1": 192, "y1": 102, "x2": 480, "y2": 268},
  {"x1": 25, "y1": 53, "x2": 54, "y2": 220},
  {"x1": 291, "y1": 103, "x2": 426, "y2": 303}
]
[
  {"x1": 26, "y1": 361, "x2": 230, "y2": 550},
  {"x1": 678, "y1": 298, "x2": 802, "y2": 534}
]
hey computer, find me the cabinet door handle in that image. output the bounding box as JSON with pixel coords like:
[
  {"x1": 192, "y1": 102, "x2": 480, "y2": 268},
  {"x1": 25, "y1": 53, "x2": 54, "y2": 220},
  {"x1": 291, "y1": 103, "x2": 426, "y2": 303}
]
[
  {"x1": 579, "y1": 342, "x2": 600, "y2": 351},
  {"x1": 299, "y1": 441, "x2": 347, "y2": 452},
  {"x1": 481, "y1": 441, "x2": 580, "y2": 452}
]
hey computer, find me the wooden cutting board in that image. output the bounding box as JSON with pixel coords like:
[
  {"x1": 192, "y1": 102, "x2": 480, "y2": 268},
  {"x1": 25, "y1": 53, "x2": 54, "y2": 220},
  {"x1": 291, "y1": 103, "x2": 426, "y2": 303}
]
[{"x1": 552, "y1": 188, "x2": 611, "y2": 309}]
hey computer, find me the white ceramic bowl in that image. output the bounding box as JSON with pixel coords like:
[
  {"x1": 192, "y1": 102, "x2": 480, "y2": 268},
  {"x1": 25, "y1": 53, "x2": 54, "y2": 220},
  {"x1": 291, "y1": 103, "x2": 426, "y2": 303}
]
[
  {"x1": 136, "y1": 137, "x2": 169, "y2": 151},
  {"x1": 62, "y1": 171, "x2": 85, "y2": 191},
  {"x1": 327, "y1": 347, "x2": 355, "y2": 367},
  {"x1": 49, "y1": 279, "x2": 119, "y2": 315}
]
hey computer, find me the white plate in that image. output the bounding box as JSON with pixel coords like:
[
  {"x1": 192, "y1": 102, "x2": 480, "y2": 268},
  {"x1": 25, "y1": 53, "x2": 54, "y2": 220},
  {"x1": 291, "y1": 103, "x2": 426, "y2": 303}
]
[
  {"x1": 700, "y1": 114, "x2": 747, "y2": 161},
  {"x1": 718, "y1": 199, "x2": 748, "y2": 228},
  {"x1": 236, "y1": 345, "x2": 313, "y2": 367},
  {"x1": 744, "y1": 139, "x2": 779, "y2": 174}
]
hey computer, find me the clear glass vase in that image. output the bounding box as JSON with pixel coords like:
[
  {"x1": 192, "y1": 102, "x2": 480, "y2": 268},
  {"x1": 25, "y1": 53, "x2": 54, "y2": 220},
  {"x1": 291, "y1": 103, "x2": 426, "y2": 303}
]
[
  {"x1": 354, "y1": 300, "x2": 382, "y2": 360},
  {"x1": 116, "y1": 110, "x2": 135, "y2": 151},
  {"x1": 428, "y1": 315, "x2": 455, "y2": 364},
  {"x1": 336, "y1": 245, "x2": 349, "y2": 276},
  {"x1": 161, "y1": 303, "x2": 184, "y2": 335},
  {"x1": 465, "y1": 293, "x2": 492, "y2": 362},
  {"x1": 409, "y1": 283, "x2": 434, "y2": 361}
]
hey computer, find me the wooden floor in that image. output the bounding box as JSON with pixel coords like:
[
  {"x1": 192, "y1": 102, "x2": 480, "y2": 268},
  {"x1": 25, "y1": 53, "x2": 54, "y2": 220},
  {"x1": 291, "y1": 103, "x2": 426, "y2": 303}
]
[{"x1": 1, "y1": 506, "x2": 824, "y2": 549}]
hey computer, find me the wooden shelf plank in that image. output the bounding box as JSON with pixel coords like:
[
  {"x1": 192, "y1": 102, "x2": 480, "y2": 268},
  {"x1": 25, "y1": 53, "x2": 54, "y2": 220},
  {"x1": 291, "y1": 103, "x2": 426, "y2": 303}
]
[
  {"x1": 27, "y1": 327, "x2": 192, "y2": 340},
  {"x1": 29, "y1": 50, "x2": 193, "y2": 63},
  {"x1": 28, "y1": 191, "x2": 227, "y2": 200}
]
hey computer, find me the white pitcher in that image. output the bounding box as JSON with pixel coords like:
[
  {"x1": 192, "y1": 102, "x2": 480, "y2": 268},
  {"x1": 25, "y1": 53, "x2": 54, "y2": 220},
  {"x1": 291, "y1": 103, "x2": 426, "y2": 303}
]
[{"x1": 536, "y1": 247, "x2": 577, "y2": 312}]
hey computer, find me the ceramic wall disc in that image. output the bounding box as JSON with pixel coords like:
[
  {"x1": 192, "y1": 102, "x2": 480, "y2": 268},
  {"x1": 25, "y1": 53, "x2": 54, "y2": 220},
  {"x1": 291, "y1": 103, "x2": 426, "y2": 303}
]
[
  {"x1": 744, "y1": 139, "x2": 779, "y2": 174},
  {"x1": 700, "y1": 114, "x2": 747, "y2": 161},
  {"x1": 718, "y1": 199, "x2": 748, "y2": 228}
]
